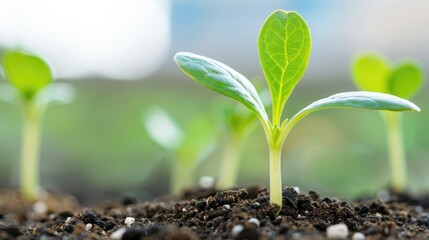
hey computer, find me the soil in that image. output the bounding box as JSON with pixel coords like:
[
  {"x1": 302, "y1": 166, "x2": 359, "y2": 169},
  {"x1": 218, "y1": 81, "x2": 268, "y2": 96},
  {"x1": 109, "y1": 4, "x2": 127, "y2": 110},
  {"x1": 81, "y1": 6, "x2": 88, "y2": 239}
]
[{"x1": 2, "y1": 186, "x2": 429, "y2": 240}]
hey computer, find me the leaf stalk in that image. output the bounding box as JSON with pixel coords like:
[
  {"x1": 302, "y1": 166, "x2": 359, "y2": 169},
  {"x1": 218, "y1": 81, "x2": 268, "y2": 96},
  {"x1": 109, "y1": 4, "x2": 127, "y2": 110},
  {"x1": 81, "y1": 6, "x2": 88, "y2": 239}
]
[{"x1": 20, "y1": 101, "x2": 43, "y2": 200}]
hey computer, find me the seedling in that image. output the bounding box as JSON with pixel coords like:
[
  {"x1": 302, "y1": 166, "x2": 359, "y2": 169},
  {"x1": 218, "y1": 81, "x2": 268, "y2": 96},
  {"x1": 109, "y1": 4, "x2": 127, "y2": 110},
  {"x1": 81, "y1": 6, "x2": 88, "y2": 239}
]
[
  {"x1": 174, "y1": 10, "x2": 421, "y2": 208},
  {"x1": 0, "y1": 50, "x2": 73, "y2": 200},
  {"x1": 215, "y1": 103, "x2": 258, "y2": 189},
  {"x1": 215, "y1": 87, "x2": 270, "y2": 189},
  {"x1": 144, "y1": 107, "x2": 215, "y2": 195},
  {"x1": 351, "y1": 52, "x2": 424, "y2": 192}
]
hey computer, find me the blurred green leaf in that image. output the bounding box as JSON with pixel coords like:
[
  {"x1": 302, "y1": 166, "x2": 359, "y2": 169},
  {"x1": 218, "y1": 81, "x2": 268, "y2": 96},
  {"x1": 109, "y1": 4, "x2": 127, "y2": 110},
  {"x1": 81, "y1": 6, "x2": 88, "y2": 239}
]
[
  {"x1": 351, "y1": 53, "x2": 390, "y2": 93},
  {"x1": 351, "y1": 53, "x2": 424, "y2": 99},
  {"x1": 174, "y1": 52, "x2": 268, "y2": 121},
  {"x1": 388, "y1": 61, "x2": 424, "y2": 99},
  {"x1": 258, "y1": 10, "x2": 311, "y2": 124},
  {"x1": 2, "y1": 50, "x2": 52, "y2": 99},
  {"x1": 144, "y1": 107, "x2": 183, "y2": 151}
]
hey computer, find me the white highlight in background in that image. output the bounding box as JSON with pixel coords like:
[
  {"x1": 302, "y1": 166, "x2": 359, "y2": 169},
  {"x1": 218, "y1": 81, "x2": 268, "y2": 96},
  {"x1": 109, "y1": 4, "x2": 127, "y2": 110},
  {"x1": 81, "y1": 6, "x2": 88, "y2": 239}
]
[{"x1": 0, "y1": 0, "x2": 171, "y2": 80}]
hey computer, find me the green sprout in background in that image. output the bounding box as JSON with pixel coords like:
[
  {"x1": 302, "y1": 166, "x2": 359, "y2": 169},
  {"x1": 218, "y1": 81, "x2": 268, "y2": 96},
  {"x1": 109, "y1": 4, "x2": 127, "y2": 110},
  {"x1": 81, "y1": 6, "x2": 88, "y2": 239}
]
[
  {"x1": 351, "y1": 52, "x2": 424, "y2": 192},
  {"x1": 215, "y1": 103, "x2": 258, "y2": 190},
  {"x1": 0, "y1": 50, "x2": 74, "y2": 200},
  {"x1": 144, "y1": 107, "x2": 215, "y2": 195},
  {"x1": 215, "y1": 87, "x2": 270, "y2": 190},
  {"x1": 175, "y1": 10, "x2": 421, "y2": 208}
]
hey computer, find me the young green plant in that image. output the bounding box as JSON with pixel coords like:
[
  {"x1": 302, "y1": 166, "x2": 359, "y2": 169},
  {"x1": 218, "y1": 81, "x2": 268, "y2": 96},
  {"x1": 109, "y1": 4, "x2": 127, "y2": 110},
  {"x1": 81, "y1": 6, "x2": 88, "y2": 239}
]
[
  {"x1": 0, "y1": 50, "x2": 73, "y2": 200},
  {"x1": 215, "y1": 102, "x2": 258, "y2": 190},
  {"x1": 174, "y1": 10, "x2": 420, "y2": 207},
  {"x1": 144, "y1": 107, "x2": 215, "y2": 195},
  {"x1": 351, "y1": 52, "x2": 424, "y2": 192}
]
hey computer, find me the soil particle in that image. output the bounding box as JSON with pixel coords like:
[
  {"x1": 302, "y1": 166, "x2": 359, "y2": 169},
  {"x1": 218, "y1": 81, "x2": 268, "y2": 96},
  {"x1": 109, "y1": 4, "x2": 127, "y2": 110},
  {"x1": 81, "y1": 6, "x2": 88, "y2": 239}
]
[{"x1": 2, "y1": 187, "x2": 429, "y2": 239}]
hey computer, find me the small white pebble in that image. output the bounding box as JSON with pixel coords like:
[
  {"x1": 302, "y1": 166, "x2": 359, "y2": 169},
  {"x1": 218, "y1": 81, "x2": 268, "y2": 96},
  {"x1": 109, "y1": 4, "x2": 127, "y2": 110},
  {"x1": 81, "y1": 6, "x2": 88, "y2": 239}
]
[
  {"x1": 182, "y1": 208, "x2": 187, "y2": 212},
  {"x1": 254, "y1": 202, "x2": 260, "y2": 207},
  {"x1": 248, "y1": 218, "x2": 260, "y2": 227},
  {"x1": 110, "y1": 227, "x2": 126, "y2": 240},
  {"x1": 293, "y1": 186, "x2": 301, "y2": 194},
  {"x1": 292, "y1": 232, "x2": 302, "y2": 238},
  {"x1": 326, "y1": 223, "x2": 349, "y2": 239},
  {"x1": 33, "y1": 201, "x2": 48, "y2": 215},
  {"x1": 375, "y1": 213, "x2": 382, "y2": 218},
  {"x1": 124, "y1": 217, "x2": 135, "y2": 227},
  {"x1": 199, "y1": 176, "x2": 215, "y2": 189},
  {"x1": 231, "y1": 225, "x2": 244, "y2": 237},
  {"x1": 352, "y1": 232, "x2": 366, "y2": 240},
  {"x1": 65, "y1": 217, "x2": 72, "y2": 224},
  {"x1": 415, "y1": 206, "x2": 423, "y2": 213},
  {"x1": 376, "y1": 189, "x2": 390, "y2": 202},
  {"x1": 223, "y1": 204, "x2": 231, "y2": 210},
  {"x1": 85, "y1": 223, "x2": 93, "y2": 231}
]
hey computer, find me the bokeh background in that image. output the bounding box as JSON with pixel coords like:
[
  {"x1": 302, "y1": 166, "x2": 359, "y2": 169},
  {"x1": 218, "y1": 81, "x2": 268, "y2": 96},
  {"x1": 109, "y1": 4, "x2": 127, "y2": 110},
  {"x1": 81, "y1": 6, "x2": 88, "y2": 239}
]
[{"x1": 0, "y1": 0, "x2": 428, "y2": 205}]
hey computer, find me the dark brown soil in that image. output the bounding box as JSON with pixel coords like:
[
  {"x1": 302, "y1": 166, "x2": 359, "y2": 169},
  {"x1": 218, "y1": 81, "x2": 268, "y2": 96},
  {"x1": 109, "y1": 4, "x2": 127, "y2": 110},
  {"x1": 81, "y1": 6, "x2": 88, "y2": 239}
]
[{"x1": 2, "y1": 186, "x2": 429, "y2": 240}]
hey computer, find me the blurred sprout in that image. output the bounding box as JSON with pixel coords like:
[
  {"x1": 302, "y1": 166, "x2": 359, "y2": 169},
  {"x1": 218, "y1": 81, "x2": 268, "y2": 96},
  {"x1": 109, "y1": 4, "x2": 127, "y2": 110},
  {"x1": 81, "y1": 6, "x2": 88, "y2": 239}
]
[
  {"x1": 214, "y1": 87, "x2": 269, "y2": 190},
  {"x1": 351, "y1": 52, "x2": 424, "y2": 192},
  {"x1": 143, "y1": 107, "x2": 215, "y2": 195},
  {"x1": 215, "y1": 103, "x2": 257, "y2": 190},
  {"x1": 0, "y1": 50, "x2": 74, "y2": 200}
]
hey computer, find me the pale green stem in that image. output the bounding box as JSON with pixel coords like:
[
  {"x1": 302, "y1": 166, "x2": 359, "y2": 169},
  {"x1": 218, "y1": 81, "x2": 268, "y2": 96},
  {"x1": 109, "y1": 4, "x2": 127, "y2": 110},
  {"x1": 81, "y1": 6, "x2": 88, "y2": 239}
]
[
  {"x1": 382, "y1": 111, "x2": 406, "y2": 192},
  {"x1": 20, "y1": 101, "x2": 43, "y2": 200},
  {"x1": 269, "y1": 143, "x2": 283, "y2": 207},
  {"x1": 216, "y1": 133, "x2": 243, "y2": 190},
  {"x1": 171, "y1": 161, "x2": 194, "y2": 195}
]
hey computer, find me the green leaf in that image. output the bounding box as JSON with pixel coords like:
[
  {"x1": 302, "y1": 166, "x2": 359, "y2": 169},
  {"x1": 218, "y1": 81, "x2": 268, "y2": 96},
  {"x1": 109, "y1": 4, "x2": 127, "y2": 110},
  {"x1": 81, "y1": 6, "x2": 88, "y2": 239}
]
[
  {"x1": 351, "y1": 53, "x2": 390, "y2": 93},
  {"x1": 144, "y1": 107, "x2": 183, "y2": 151},
  {"x1": 2, "y1": 50, "x2": 52, "y2": 99},
  {"x1": 258, "y1": 10, "x2": 311, "y2": 125},
  {"x1": 174, "y1": 52, "x2": 268, "y2": 121},
  {"x1": 388, "y1": 61, "x2": 424, "y2": 99},
  {"x1": 281, "y1": 91, "x2": 421, "y2": 142},
  {"x1": 293, "y1": 91, "x2": 420, "y2": 123}
]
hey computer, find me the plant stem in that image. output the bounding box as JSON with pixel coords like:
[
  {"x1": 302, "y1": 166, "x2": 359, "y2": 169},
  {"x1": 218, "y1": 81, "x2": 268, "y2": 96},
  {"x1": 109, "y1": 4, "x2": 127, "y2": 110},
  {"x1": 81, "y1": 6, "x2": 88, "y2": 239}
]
[
  {"x1": 216, "y1": 133, "x2": 242, "y2": 190},
  {"x1": 20, "y1": 101, "x2": 42, "y2": 200},
  {"x1": 269, "y1": 143, "x2": 283, "y2": 207},
  {"x1": 382, "y1": 111, "x2": 407, "y2": 192},
  {"x1": 171, "y1": 162, "x2": 194, "y2": 195}
]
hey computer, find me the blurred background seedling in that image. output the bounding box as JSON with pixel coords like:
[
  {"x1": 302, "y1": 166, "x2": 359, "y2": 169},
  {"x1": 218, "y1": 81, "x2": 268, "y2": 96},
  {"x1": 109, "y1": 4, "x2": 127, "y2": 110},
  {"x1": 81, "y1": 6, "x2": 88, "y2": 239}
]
[
  {"x1": 351, "y1": 52, "x2": 424, "y2": 192},
  {"x1": 143, "y1": 106, "x2": 215, "y2": 195},
  {"x1": 214, "y1": 86, "x2": 270, "y2": 190},
  {"x1": 0, "y1": 50, "x2": 74, "y2": 200}
]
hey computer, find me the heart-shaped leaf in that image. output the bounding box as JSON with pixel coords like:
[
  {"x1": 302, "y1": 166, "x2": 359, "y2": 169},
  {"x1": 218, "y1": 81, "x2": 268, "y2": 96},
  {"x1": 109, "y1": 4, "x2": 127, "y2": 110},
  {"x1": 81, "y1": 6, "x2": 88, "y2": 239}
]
[
  {"x1": 258, "y1": 10, "x2": 311, "y2": 124},
  {"x1": 388, "y1": 61, "x2": 424, "y2": 99},
  {"x1": 351, "y1": 53, "x2": 390, "y2": 93},
  {"x1": 174, "y1": 52, "x2": 268, "y2": 121},
  {"x1": 2, "y1": 50, "x2": 52, "y2": 99},
  {"x1": 351, "y1": 53, "x2": 424, "y2": 100}
]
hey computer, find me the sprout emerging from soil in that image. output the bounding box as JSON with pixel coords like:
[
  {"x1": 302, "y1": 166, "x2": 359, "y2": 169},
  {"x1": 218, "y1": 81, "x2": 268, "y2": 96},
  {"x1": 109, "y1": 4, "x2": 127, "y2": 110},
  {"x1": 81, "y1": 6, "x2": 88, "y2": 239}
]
[
  {"x1": 174, "y1": 10, "x2": 420, "y2": 208},
  {"x1": 143, "y1": 107, "x2": 215, "y2": 195},
  {"x1": 215, "y1": 104, "x2": 258, "y2": 190},
  {"x1": 351, "y1": 52, "x2": 424, "y2": 192},
  {"x1": 0, "y1": 50, "x2": 74, "y2": 200}
]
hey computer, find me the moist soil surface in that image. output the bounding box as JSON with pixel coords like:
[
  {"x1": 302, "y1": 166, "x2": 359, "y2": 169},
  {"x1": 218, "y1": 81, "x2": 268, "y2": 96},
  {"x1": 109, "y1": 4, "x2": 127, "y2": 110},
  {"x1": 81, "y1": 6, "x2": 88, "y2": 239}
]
[{"x1": 1, "y1": 186, "x2": 429, "y2": 240}]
